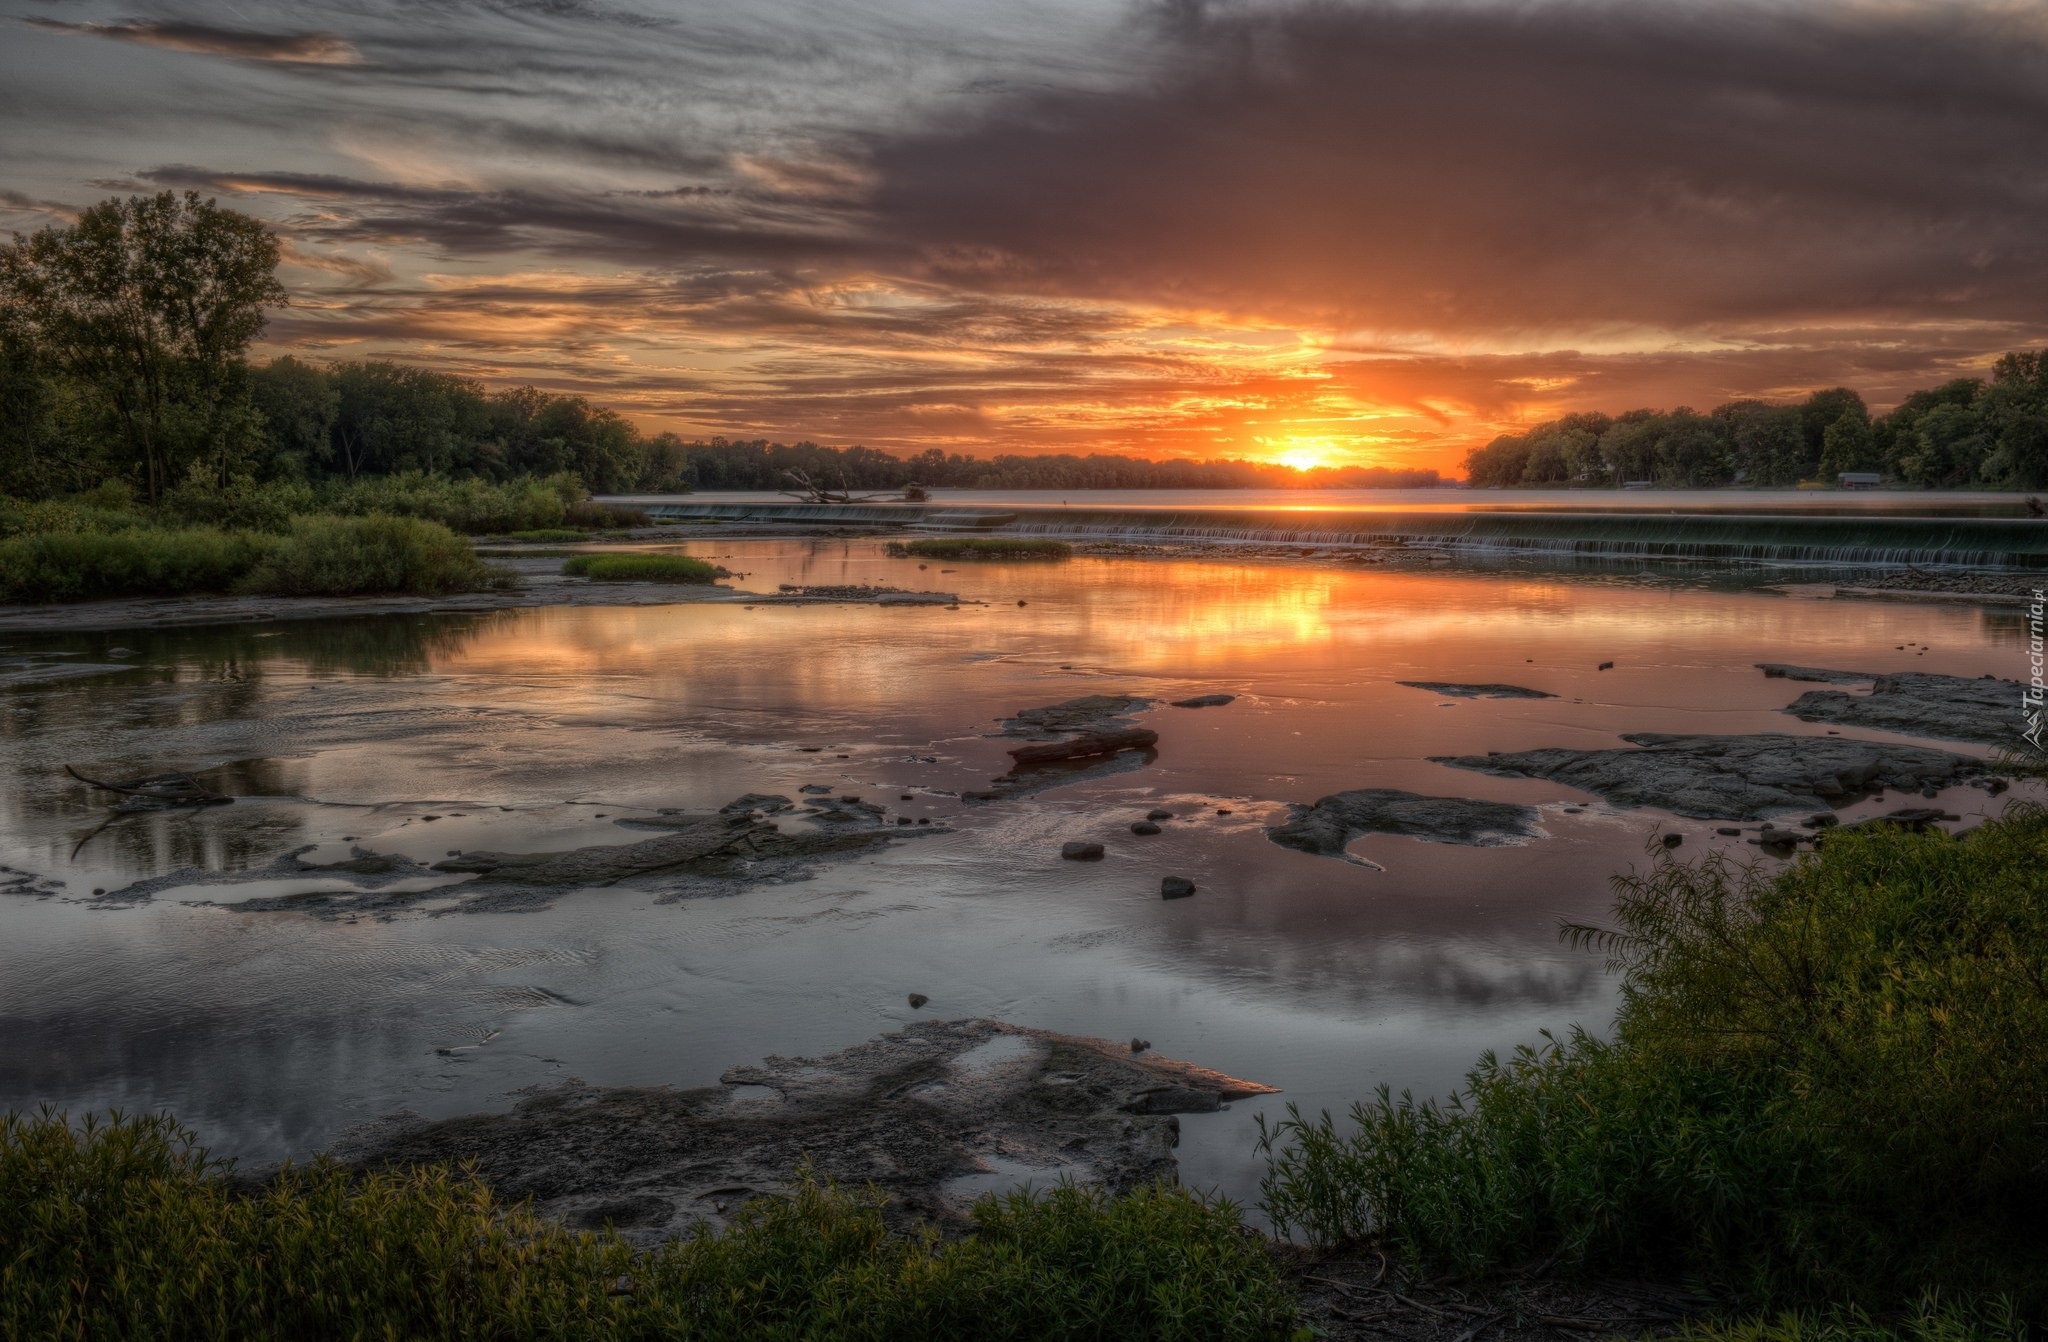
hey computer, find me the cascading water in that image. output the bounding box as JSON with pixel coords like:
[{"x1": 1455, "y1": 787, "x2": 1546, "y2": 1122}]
[{"x1": 636, "y1": 501, "x2": 2048, "y2": 568}]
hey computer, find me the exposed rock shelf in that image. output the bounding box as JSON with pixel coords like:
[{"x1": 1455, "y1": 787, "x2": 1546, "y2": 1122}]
[
  {"x1": 1269, "y1": 788, "x2": 1543, "y2": 858},
  {"x1": 1434, "y1": 733, "x2": 1985, "y2": 820},
  {"x1": 338, "y1": 1018, "x2": 1277, "y2": 1242}
]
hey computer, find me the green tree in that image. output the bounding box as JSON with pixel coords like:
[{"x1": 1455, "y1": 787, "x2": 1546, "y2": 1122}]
[
  {"x1": 0, "y1": 192, "x2": 286, "y2": 499},
  {"x1": 250, "y1": 355, "x2": 338, "y2": 479}
]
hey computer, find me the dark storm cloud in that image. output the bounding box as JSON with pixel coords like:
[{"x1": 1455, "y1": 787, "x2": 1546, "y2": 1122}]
[
  {"x1": 134, "y1": 166, "x2": 865, "y2": 265},
  {"x1": 23, "y1": 18, "x2": 359, "y2": 64},
  {"x1": 866, "y1": 1, "x2": 2048, "y2": 333}
]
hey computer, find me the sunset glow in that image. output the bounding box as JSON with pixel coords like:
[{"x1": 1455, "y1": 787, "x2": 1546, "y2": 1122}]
[{"x1": 4, "y1": 0, "x2": 2043, "y2": 474}]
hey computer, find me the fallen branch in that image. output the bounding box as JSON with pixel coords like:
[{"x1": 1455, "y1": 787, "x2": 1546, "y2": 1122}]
[{"x1": 66, "y1": 765, "x2": 231, "y2": 807}]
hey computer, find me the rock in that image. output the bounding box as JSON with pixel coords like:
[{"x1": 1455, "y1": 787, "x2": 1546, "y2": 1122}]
[
  {"x1": 1760, "y1": 665, "x2": 2023, "y2": 746},
  {"x1": 1160, "y1": 876, "x2": 1196, "y2": 899},
  {"x1": 1716, "y1": 827, "x2": 1741, "y2": 836},
  {"x1": 968, "y1": 696, "x2": 1164, "y2": 805},
  {"x1": 1061, "y1": 841, "x2": 1105, "y2": 861},
  {"x1": 1807, "y1": 813, "x2": 1839, "y2": 828},
  {"x1": 799, "y1": 784, "x2": 832, "y2": 794},
  {"x1": 338, "y1": 1019, "x2": 1277, "y2": 1241},
  {"x1": 1146, "y1": 808, "x2": 1173, "y2": 820},
  {"x1": 1395, "y1": 682, "x2": 1556, "y2": 699},
  {"x1": 1129, "y1": 1038, "x2": 1150, "y2": 1054},
  {"x1": 1269, "y1": 788, "x2": 1542, "y2": 856},
  {"x1": 720, "y1": 793, "x2": 791, "y2": 814},
  {"x1": 998, "y1": 695, "x2": 1152, "y2": 739},
  {"x1": 1169, "y1": 694, "x2": 1236, "y2": 708},
  {"x1": 1598, "y1": 661, "x2": 1615, "y2": 670},
  {"x1": 1433, "y1": 733, "x2": 1985, "y2": 820},
  {"x1": 907, "y1": 993, "x2": 929, "y2": 1009},
  {"x1": 1661, "y1": 833, "x2": 1683, "y2": 848},
  {"x1": 1130, "y1": 821, "x2": 1161, "y2": 835},
  {"x1": 1008, "y1": 727, "x2": 1159, "y2": 766},
  {"x1": 1215, "y1": 807, "x2": 1232, "y2": 815}
]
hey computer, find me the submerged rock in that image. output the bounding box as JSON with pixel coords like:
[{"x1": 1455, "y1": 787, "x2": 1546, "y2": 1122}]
[
  {"x1": 338, "y1": 1019, "x2": 1278, "y2": 1240},
  {"x1": 434, "y1": 808, "x2": 895, "y2": 889},
  {"x1": 997, "y1": 694, "x2": 1152, "y2": 738},
  {"x1": 1159, "y1": 876, "x2": 1196, "y2": 899},
  {"x1": 1758, "y1": 664, "x2": 2022, "y2": 746},
  {"x1": 1434, "y1": 733, "x2": 1985, "y2": 820},
  {"x1": 970, "y1": 695, "x2": 1162, "y2": 804},
  {"x1": 1269, "y1": 788, "x2": 1542, "y2": 857},
  {"x1": 1395, "y1": 682, "x2": 1556, "y2": 700},
  {"x1": 1061, "y1": 841, "x2": 1105, "y2": 861},
  {"x1": 1169, "y1": 694, "x2": 1236, "y2": 708}
]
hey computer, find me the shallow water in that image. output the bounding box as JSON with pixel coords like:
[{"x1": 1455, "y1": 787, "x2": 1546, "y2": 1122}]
[{"x1": 0, "y1": 541, "x2": 2030, "y2": 1209}]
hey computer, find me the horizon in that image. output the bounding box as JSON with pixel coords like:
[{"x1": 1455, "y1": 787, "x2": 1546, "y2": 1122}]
[{"x1": 5, "y1": 0, "x2": 2046, "y2": 477}]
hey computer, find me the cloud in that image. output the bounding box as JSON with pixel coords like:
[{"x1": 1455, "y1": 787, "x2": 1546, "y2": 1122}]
[
  {"x1": 24, "y1": 18, "x2": 361, "y2": 64},
  {"x1": 864, "y1": 1, "x2": 2048, "y2": 336}
]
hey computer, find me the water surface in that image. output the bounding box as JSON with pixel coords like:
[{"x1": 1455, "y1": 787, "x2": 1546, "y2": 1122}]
[{"x1": 0, "y1": 542, "x2": 2027, "y2": 1206}]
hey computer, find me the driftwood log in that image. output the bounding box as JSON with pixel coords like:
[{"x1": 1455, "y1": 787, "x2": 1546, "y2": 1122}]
[
  {"x1": 65, "y1": 765, "x2": 232, "y2": 807},
  {"x1": 1007, "y1": 728, "x2": 1159, "y2": 766}
]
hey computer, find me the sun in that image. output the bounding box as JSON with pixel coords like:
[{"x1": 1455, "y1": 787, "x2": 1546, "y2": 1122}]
[
  {"x1": 1266, "y1": 437, "x2": 1340, "y2": 472},
  {"x1": 1273, "y1": 447, "x2": 1329, "y2": 472}
]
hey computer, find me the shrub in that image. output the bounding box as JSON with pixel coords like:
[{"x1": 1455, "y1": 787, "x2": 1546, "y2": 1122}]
[
  {"x1": 562, "y1": 553, "x2": 719, "y2": 583},
  {"x1": 565, "y1": 499, "x2": 649, "y2": 529},
  {"x1": 1259, "y1": 809, "x2": 2048, "y2": 1310},
  {"x1": 315, "y1": 472, "x2": 573, "y2": 534},
  {"x1": 159, "y1": 475, "x2": 316, "y2": 533},
  {"x1": 240, "y1": 516, "x2": 510, "y2": 597},
  {"x1": 887, "y1": 537, "x2": 1072, "y2": 560},
  {"x1": 0, "y1": 1110, "x2": 1296, "y2": 1341},
  {"x1": 0, "y1": 527, "x2": 272, "y2": 602}
]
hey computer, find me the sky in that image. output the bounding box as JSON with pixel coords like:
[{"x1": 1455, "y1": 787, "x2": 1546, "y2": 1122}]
[{"x1": 4, "y1": 0, "x2": 2048, "y2": 474}]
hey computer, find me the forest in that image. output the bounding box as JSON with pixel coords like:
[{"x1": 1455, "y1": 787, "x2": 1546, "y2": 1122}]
[{"x1": 1465, "y1": 360, "x2": 2048, "y2": 488}]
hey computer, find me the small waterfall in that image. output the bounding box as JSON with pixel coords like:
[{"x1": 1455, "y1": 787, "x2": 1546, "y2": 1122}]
[{"x1": 639, "y1": 501, "x2": 2048, "y2": 569}]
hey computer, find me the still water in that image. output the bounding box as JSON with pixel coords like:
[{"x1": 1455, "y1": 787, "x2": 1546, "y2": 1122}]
[{"x1": 0, "y1": 541, "x2": 2025, "y2": 1204}]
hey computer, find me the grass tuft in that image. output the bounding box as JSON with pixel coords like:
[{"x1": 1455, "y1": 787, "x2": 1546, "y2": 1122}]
[
  {"x1": 563, "y1": 553, "x2": 719, "y2": 583},
  {"x1": 0, "y1": 527, "x2": 274, "y2": 602},
  {"x1": 886, "y1": 537, "x2": 1072, "y2": 560},
  {"x1": 0, "y1": 1110, "x2": 1296, "y2": 1341}
]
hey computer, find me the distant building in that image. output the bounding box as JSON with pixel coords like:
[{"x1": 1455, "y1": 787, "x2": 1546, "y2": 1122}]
[{"x1": 1838, "y1": 472, "x2": 1882, "y2": 489}]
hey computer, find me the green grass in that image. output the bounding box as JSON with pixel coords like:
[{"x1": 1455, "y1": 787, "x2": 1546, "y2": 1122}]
[
  {"x1": 0, "y1": 1110, "x2": 1296, "y2": 1341},
  {"x1": 239, "y1": 515, "x2": 510, "y2": 597},
  {"x1": 886, "y1": 537, "x2": 1072, "y2": 560},
  {"x1": 503, "y1": 529, "x2": 590, "y2": 542},
  {"x1": 0, "y1": 527, "x2": 275, "y2": 602},
  {"x1": 1256, "y1": 807, "x2": 2048, "y2": 1311},
  {"x1": 565, "y1": 499, "x2": 650, "y2": 529},
  {"x1": 563, "y1": 553, "x2": 719, "y2": 583},
  {"x1": 1675, "y1": 1297, "x2": 2030, "y2": 1342}
]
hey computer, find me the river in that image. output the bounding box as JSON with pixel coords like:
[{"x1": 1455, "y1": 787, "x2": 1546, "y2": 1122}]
[{"x1": 0, "y1": 536, "x2": 2030, "y2": 1207}]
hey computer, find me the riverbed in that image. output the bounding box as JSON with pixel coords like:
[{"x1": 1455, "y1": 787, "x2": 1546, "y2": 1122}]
[{"x1": 0, "y1": 540, "x2": 2030, "y2": 1209}]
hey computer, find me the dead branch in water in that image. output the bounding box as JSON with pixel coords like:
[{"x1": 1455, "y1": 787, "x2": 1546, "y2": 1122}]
[{"x1": 66, "y1": 764, "x2": 232, "y2": 807}]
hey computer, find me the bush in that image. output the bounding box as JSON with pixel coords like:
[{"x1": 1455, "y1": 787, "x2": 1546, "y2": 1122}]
[
  {"x1": 887, "y1": 538, "x2": 1072, "y2": 560},
  {"x1": 563, "y1": 553, "x2": 719, "y2": 583},
  {"x1": 0, "y1": 1110, "x2": 1296, "y2": 1341},
  {"x1": 565, "y1": 499, "x2": 649, "y2": 529},
  {"x1": 0, "y1": 527, "x2": 273, "y2": 602},
  {"x1": 240, "y1": 516, "x2": 510, "y2": 597},
  {"x1": 315, "y1": 472, "x2": 575, "y2": 534},
  {"x1": 159, "y1": 475, "x2": 316, "y2": 533},
  {"x1": 1259, "y1": 809, "x2": 2048, "y2": 1310}
]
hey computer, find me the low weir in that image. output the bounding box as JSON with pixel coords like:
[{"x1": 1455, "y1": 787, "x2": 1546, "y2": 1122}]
[{"x1": 633, "y1": 500, "x2": 2048, "y2": 569}]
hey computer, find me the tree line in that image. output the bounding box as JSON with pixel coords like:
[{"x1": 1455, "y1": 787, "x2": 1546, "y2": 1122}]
[
  {"x1": 1466, "y1": 357, "x2": 2048, "y2": 489},
  {"x1": 0, "y1": 192, "x2": 1445, "y2": 502}
]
